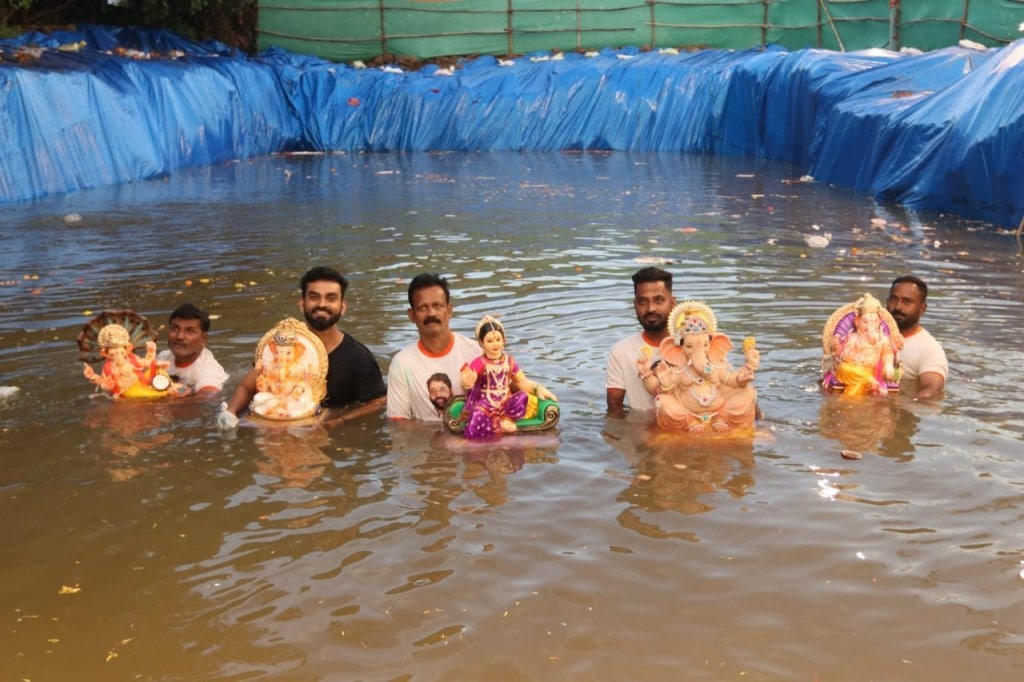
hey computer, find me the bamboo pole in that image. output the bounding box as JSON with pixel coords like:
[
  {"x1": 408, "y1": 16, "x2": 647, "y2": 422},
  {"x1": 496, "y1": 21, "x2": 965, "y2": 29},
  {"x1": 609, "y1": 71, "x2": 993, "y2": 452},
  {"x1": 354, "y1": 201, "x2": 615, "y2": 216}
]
[
  {"x1": 818, "y1": 0, "x2": 845, "y2": 51},
  {"x1": 507, "y1": 0, "x2": 513, "y2": 56},
  {"x1": 379, "y1": 0, "x2": 388, "y2": 59},
  {"x1": 650, "y1": 0, "x2": 656, "y2": 49},
  {"x1": 762, "y1": 0, "x2": 769, "y2": 48},
  {"x1": 960, "y1": 0, "x2": 971, "y2": 43},
  {"x1": 576, "y1": 0, "x2": 583, "y2": 51},
  {"x1": 889, "y1": 0, "x2": 900, "y2": 50}
]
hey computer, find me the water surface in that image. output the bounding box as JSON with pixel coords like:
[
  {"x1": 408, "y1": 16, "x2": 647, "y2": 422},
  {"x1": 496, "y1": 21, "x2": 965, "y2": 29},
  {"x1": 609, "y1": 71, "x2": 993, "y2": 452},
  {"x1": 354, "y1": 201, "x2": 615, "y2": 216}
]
[{"x1": 2, "y1": 151, "x2": 1023, "y2": 680}]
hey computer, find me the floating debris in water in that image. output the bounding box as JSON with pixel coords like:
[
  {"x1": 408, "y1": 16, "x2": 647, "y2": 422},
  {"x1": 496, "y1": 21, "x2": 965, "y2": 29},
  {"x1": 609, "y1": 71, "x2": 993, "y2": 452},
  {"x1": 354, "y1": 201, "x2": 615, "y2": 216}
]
[
  {"x1": 841, "y1": 449, "x2": 863, "y2": 460},
  {"x1": 64, "y1": 213, "x2": 82, "y2": 223},
  {"x1": 804, "y1": 230, "x2": 832, "y2": 248}
]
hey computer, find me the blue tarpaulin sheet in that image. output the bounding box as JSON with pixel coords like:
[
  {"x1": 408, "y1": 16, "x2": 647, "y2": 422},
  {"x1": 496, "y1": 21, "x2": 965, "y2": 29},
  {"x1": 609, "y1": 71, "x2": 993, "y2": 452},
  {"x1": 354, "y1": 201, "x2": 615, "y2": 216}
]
[{"x1": 2, "y1": 26, "x2": 1022, "y2": 227}]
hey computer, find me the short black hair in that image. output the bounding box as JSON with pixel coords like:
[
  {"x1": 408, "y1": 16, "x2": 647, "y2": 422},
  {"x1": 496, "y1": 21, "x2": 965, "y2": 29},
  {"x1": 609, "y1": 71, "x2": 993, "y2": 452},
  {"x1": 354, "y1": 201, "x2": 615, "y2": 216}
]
[
  {"x1": 427, "y1": 372, "x2": 452, "y2": 389},
  {"x1": 632, "y1": 266, "x2": 673, "y2": 292},
  {"x1": 408, "y1": 272, "x2": 451, "y2": 307},
  {"x1": 169, "y1": 303, "x2": 210, "y2": 333},
  {"x1": 300, "y1": 266, "x2": 348, "y2": 297},
  {"x1": 890, "y1": 275, "x2": 928, "y2": 301}
]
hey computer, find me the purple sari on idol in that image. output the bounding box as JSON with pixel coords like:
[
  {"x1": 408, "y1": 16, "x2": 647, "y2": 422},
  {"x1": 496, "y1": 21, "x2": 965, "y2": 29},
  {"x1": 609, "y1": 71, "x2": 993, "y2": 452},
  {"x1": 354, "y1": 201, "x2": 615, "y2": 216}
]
[{"x1": 462, "y1": 354, "x2": 529, "y2": 440}]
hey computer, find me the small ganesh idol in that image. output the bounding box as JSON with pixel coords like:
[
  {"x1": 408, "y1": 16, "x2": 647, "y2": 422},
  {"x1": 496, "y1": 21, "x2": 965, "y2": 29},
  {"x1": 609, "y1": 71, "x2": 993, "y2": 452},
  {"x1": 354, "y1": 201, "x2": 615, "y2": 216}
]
[
  {"x1": 640, "y1": 300, "x2": 759, "y2": 434},
  {"x1": 78, "y1": 310, "x2": 177, "y2": 399},
  {"x1": 249, "y1": 317, "x2": 327, "y2": 421},
  {"x1": 822, "y1": 293, "x2": 904, "y2": 396},
  {"x1": 453, "y1": 314, "x2": 559, "y2": 441}
]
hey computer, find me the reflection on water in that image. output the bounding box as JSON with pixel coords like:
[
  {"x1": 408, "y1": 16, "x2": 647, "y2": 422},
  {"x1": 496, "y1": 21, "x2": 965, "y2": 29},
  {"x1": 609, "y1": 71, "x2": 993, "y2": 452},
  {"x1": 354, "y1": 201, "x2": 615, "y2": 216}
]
[
  {"x1": 604, "y1": 418, "x2": 757, "y2": 525},
  {"x1": 818, "y1": 392, "x2": 913, "y2": 460},
  {"x1": 253, "y1": 423, "x2": 333, "y2": 488},
  {"x1": 2, "y1": 152, "x2": 1024, "y2": 680}
]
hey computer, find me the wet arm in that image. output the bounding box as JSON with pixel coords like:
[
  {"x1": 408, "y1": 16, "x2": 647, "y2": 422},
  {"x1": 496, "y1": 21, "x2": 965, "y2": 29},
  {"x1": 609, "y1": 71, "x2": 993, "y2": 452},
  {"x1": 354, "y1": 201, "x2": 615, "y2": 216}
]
[
  {"x1": 224, "y1": 368, "x2": 258, "y2": 416},
  {"x1": 323, "y1": 395, "x2": 387, "y2": 428},
  {"x1": 606, "y1": 388, "x2": 626, "y2": 418},
  {"x1": 914, "y1": 371, "x2": 945, "y2": 400}
]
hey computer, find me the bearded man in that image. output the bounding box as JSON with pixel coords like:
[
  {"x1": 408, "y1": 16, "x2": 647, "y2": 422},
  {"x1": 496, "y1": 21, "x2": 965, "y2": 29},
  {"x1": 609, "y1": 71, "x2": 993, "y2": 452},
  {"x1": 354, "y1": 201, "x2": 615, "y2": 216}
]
[
  {"x1": 605, "y1": 267, "x2": 677, "y2": 417},
  {"x1": 218, "y1": 266, "x2": 386, "y2": 428}
]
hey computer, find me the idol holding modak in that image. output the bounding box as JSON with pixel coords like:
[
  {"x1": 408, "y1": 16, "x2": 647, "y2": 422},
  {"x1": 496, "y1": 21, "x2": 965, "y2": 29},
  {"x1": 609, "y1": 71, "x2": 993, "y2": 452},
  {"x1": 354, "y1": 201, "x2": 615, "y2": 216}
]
[
  {"x1": 78, "y1": 310, "x2": 183, "y2": 399},
  {"x1": 249, "y1": 317, "x2": 328, "y2": 421},
  {"x1": 636, "y1": 300, "x2": 759, "y2": 434},
  {"x1": 821, "y1": 293, "x2": 903, "y2": 396}
]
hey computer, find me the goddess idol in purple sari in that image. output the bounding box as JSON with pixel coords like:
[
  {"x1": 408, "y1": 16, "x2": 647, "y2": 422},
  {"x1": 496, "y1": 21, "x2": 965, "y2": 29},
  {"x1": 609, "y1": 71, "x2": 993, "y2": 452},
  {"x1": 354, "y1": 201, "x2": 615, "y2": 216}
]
[{"x1": 458, "y1": 315, "x2": 558, "y2": 441}]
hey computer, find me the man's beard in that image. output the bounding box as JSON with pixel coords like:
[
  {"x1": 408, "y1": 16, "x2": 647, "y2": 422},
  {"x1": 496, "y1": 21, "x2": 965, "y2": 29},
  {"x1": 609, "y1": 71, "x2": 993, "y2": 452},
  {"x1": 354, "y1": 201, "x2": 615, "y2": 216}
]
[
  {"x1": 640, "y1": 315, "x2": 667, "y2": 334},
  {"x1": 431, "y1": 396, "x2": 450, "y2": 411},
  {"x1": 891, "y1": 311, "x2": 916, "y2": 333},
  {"x1": 305, "y1": 307, "x2": 340, "y2": 331}
]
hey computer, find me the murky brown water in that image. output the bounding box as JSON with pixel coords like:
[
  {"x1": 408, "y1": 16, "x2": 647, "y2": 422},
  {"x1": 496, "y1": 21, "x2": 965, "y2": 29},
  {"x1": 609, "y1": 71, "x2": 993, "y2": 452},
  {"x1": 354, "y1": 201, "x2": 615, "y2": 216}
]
[{"x1": 2, "y1": 151, "x2": 1023, "y2": 680}]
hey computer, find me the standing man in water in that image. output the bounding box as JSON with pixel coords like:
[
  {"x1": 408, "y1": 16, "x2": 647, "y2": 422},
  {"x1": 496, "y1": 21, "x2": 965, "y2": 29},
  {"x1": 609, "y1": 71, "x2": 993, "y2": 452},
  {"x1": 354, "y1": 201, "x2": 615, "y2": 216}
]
[
  {"x1": 886, "y1": 275, "x2": 947, "y2": 400},
  {"x1": 217, "y1": 266, "x2": 387, "y2": 428},
  {"x1": 157, "y1": 303, "x2": 229, "y2": 395},
  {"x1": 605, "y1": 266, "x2": 676, "y2": 418},
  {"x1": 387, "y1": 272, "x2": 478, "y2": 422}
]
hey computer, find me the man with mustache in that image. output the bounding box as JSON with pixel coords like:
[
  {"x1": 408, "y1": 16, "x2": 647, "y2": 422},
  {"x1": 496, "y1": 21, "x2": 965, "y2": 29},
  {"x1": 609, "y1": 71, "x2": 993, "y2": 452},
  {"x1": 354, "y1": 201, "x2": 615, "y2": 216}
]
[
  {"x1": 156, "y1": 303, "x2": 228, "y2": 395},
  {"x1": 886, "y1": 275, "x2": 947, "y2": 399},
  {"x1": 606, "y1": 267, "x2": 676, "y2": 418},
  {"x1": 387, "y1": 272, "x2": 478, "y2": 421},
  {"x1": 218, "y1": 266, "x2": 386, "y2": 428}
]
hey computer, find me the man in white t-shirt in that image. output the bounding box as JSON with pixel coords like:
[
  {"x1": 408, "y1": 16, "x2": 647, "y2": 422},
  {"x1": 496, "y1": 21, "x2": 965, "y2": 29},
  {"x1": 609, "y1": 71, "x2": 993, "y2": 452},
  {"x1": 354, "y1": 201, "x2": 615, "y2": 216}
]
[
  {"x1": 605, "y1": 267, "x2": 676, "y2": 418},
  {"x1": 157, "y1": 303, "x2": 229, "y2": 395},
  {"x1": 886, "y1": 275, "x2": 947, "y2": 400},
  {"x1": 387, "y1": 273, "x2": 479, "y2": 422}
]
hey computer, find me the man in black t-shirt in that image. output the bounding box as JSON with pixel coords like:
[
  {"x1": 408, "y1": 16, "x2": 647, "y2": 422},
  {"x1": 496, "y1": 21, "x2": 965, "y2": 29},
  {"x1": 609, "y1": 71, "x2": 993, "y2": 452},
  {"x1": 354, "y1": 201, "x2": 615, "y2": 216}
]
[{"x1": 218, "y1": 266, "x2": 386, "y2": 428}]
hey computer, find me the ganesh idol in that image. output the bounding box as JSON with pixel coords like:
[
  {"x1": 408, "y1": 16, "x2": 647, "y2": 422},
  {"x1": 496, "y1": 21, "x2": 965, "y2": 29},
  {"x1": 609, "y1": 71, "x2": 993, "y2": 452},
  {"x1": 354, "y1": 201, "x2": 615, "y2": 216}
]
[{"x1": 637, "y1": 300, "x2": 760, "y2": 434}]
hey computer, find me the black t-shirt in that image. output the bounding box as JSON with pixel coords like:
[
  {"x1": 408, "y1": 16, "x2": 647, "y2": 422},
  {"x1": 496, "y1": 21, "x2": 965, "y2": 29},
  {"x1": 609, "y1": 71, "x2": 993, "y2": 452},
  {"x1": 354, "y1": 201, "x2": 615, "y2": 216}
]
[{"x1": 322, "y1": 333, "x2": 387, "y2": 408}]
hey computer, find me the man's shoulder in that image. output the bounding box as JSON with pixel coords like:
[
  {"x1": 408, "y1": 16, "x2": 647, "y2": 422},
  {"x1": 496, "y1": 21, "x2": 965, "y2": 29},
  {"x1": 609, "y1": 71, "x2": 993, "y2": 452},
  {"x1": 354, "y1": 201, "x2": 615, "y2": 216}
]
[
  {"x1": 451, "y1": 333, "x2": 478, "y2": 352},
  {"x1": 390, "y1": 340, "x2": 421, "y2": 365},
  {"x1": 198, "y1": 346, "x2": 221, "y2": 360},
  {"x1": 338, "y1": 331, "x2": 374, "y2": 354},
  {"x1": 609, "y1": 331, "x2": 645, "y2": 354},
  {"x1": 392, "y1": 334, "x2": 477, "y2": 362},
  {"x1": 905, "y1": 326, "x2": 942, "y2": 348},
  {"x1": 192, "y1": 346, "x2": 225, "y2": 368}
]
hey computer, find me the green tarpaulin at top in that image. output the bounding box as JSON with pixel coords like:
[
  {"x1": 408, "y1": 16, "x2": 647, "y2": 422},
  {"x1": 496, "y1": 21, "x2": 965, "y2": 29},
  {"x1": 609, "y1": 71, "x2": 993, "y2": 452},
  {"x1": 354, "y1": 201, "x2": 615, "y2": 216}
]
[{"x1": 258, "y1": 0, "x2": 1024, "y2": 63}]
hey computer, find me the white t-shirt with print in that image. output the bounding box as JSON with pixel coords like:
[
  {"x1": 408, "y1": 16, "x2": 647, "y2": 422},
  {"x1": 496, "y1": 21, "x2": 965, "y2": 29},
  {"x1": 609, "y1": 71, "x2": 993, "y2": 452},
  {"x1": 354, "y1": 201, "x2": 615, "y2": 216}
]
[{"x1": 387, "y1": 333, "x2": 479, "y2": 421}]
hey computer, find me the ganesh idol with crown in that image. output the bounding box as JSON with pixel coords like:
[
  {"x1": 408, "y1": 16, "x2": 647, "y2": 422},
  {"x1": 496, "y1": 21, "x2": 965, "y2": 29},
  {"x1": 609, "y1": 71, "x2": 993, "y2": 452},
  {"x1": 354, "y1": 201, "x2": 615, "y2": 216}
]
[
  {"x1": 637, "y1": 301, "x2": 760, "y2": 434},
  {"x1": 249, "y1": 317, "x2": 328, "y2": 421},
  {"x1": 78, "y1": 309, "x2": 184, "y2": 399},
  {"x1": 821, "y1": 293, "x2": 903, "y2": 396}
]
